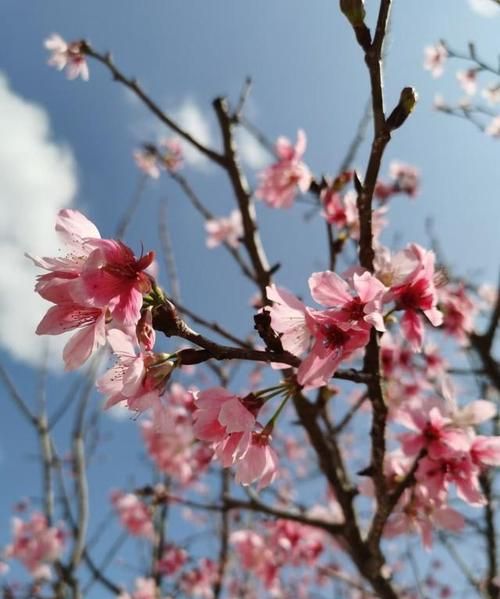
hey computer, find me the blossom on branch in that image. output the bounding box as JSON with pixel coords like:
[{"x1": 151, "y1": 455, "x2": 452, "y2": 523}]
[
  {"x1": 111, "y1": 491, "x2": 155, "y2": 540},
  {"x1": 4, "y1": 512, "x2": 65, "y2": 580},
  {"x1": 423, "y1": 42, "x2": 448, "y2": 78},
  {"x1": 256, "y1": 129, "x2": 312, "y2": 208},
  {"x1": 205, "y1": 210, "x2": 243, "y2": 249},
  {"x1": 44, "y1": 34, "x2": 89, "y2": 81},
  {"x1": 29, "y1": 209, "x2": 157, "y2": 370}
]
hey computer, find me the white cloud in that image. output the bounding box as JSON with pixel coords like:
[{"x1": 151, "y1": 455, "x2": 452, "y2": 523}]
[
  {"x1": 0, "y1": 73, "x2": 78, "y2": 368},
  {"x1": 469, "y1": 0, "x2": 500, "y2": 17},
  {"x1": 236, "y1": 127, "x2": 270, "y2": 170},
  {"x1": 171, "y1": 98, "x2": 214, "y2": 170}
]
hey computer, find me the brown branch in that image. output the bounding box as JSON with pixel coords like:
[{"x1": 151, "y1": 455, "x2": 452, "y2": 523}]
[
  {"x1": 83, "y1": 44, "x2": 225, "y2": 166},
  {"x1": 213, "y1": 97, "x2": 272, "y2": 299},
  {"x1": 213, "y1": 471, "x2": 230, "y2": 599},
  {"x1": 153, "y1": 300, "x2": 372, "y2": 384},
  {"x1": 292, "y1": 389, "x2": 398, "y2": 598}
]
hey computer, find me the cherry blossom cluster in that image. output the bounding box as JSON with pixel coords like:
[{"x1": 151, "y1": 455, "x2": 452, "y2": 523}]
[
  {"x1": 2, "y1": 512, "x2": 65, "y2": 580},
  {"x1": 256, "y1": 130, "x2": 312, "y2": 208},
  {"x1": 29, "y1": 210, "x2": 186, "y2": 418},
  {"x1": 111, "y1": 491, "x2": 155, "y2": 540},
  {"x1": 266, "y1": 242, "x2": 443, "y2": 389},
  {"x1": 140, "y1": 383, "x2": 213, "y2": 485},
  {"x1": 380, "y1": 387, "x2": 500, "y2": 548},
  {"x1": 29, "y1": 209, "x2": 156, "y2": 371},
  {"x1": 117, "y1": 557, "x2": 217, "y2": 599},
  {"x1": 192, "y1": 387, "x2": 280, "y2": 488},
  {"x1": 204, "y1": 209, "x2": 243, "y2": 250},
  {"x1": 424, "y1": 40, "x2": 500, "y2": 137}
]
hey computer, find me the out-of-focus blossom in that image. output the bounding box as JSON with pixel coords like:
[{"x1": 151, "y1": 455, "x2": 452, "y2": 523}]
[
  {"x1": 118, "y1": 577, "x2": 160, "y2": 599},
  {"x1": 134, "y1": 147, "x2": 160, "y2": 179},
  {"x1": 142, "y1": 386, "x2": 213, "y2": 484},
  {"x1": 482, "y1": 84, "x2": 500, "y2": 104},
  {"x1": 179, "y1": 558, "x2": 218, "y2": 598},
  {"x1": 157, "y1": 544, "x2": 188, "y2": 576},
  {"x1": 44, "y1": 34, "x2": 89, "y2": 81},
  {"x1": 424, "y1": 42, "x2": 448, "y2": 78},
  {"x1": 438, "y1": 283, "x2": 476, "y2": 344},
  {"x1": 456, "y1": 69, "x2": 478, "y2": 95},
  {"x1": 4, "y1": 512, "x2": 65, "y2": 579},
  {"x1": 485, "y1": 115, "x2": 500, "y2": 137},
  {"x1": 321, "y1": 187, "x2": 348, "y2": 227},
  {"x1": 205, "y1": 210, "x2": 243, "y2": 249},
  {"x1": 389, "y1": 161, "x2": 420, "y2": 197},
  {"x1": 111, "y1": 492, "x2": 155, "y2": 540},
  {"x1": 160, "y1": 138, "x2": 183, "y2": 172},
  {"x1": 256, "y1": 130, "x2": 312, "y2": 208}
]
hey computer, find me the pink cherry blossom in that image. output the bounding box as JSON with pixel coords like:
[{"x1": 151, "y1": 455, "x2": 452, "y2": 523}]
[
  {"x1": 470, "y1": 435, "x2": 500, "y2": 468},
  {"x1": 98, "y1": 329, "x2": 175, "y2": 412},
  {"x1": 141, "y1": 391, "x2": 213, "y2": 484},
  {"x1": 111, "y1": 492, "x2": 154, "y2": 540},
  {"x1": 384, "y1": 489, "x2": 464, "y2": 549},
  {"x1": 44, "y1": 34, "x2": 89, "y2": 80},
  {"x1": 230, "y1": 529, "x2": 279, "y2": 589},
  {"x1": 297, "y1": 313, "x2": 370, "y2": 389},
  {"x1": 389, "y1": 244, "x2": 443, "y2": 350},
  {"x1": 75, "y1": 240, "x2": 154, "y2": 325},
  {"x1": 396, "y1": 403, "x2": 470, "y2": 460},
  {"x1": 321, "y1": 187, "x2": 348, "y2": 227},
  {"x1": 136, "y1": 308, "x2": 156, "y2": 351},
  {"x1": 234, "y1": 432, "x2": 279, "y2": 489},
  {"x1": 157, "y1": 544, "x2": 188, "y2": 576},
  {"x1": 4, "y1": 512, "x2": 65, "y2": 579},
  {"x1": 192, "y1": 387, "x2": 258, "y2": 442},
  {"x1": 27, "y1": 208, "x2": 101, "y2": 291},
  {"x1": 266, "y1": 519, "x2": 324, "y2": 566},
  {"x1": 36, "y1": 299, "x2": 108, "y2": 371},
  {"x1": 416, "y1": 453, "x2": 485, "y2": 506},
  {"x1": 265, "y1": 284, "x2": 313, "y2": 356},
  {"x1": 308, "y1": 270, "x2": 387, "y2": 332},
  {"x1": 256, "y1": 130, "x2": 312, "y2": 208},
  {"x1": 438, "y1": 282, "x2": 476, "y2": 344},
  {"x1": 179, "y1": 558, "x2": 218, "y2": 598},
  {"x1": 423, "y1": 42, "x2": 448, "y2": 78},
  {"x1": 205, "y1": 210, "x2": 243, "y2": 249}
]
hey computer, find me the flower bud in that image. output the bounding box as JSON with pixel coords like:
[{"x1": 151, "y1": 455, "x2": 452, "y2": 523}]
[
  {"x1": 387, "y1": 87, "x2": 418, "y2": 131},
  {"x1": 137, "y1": 308, "x2": 156, "y2": 351},
  {"x1": 340, "y1": 0, "x2": 366, "y2": 26}
]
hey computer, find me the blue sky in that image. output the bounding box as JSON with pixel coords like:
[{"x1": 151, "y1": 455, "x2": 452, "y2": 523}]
[{"x1": 1, "y1": 0, "x2": 500, "y2": 594}]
